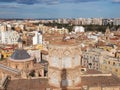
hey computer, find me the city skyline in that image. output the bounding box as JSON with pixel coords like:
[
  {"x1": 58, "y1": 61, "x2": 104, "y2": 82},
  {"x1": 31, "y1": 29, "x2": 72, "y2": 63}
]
[{"x1": 0, "y1": 0, "x2": 120, "y2": 18}]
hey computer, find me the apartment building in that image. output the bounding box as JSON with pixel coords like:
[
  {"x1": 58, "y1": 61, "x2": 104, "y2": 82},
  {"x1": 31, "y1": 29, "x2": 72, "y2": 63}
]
[
  {"x1": 0, "y1": 30, "x2": 19, "y2": 44},
  {"x1": 81, "y1": 48, "x2": 103, "y2": 70},
  {"x1": 100, "y1": 55, "x2": 120, "y2": 77},
  {"x1": 32, "y1": 31, "x2": 42, "y2": 45}
]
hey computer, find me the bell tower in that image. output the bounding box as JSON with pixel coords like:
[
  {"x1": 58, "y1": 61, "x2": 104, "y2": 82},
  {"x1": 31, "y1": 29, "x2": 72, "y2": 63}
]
[
  {"x1": 105, "y1": 27, "x2": 111, "y2": 41},
  {"x1": 17, "y1": 37, "x2": 23, "y2": 49}
]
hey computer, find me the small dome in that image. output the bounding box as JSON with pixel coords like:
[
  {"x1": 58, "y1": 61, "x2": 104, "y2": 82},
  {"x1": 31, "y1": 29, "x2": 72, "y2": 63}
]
[{"x1": 11, "y1": 49, "x2": 30, "y2": 60}]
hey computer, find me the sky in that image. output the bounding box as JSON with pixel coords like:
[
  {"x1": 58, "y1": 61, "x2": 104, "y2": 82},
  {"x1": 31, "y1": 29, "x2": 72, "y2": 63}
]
[{"x1": 0, "y1": 0, "x2": 120, "y2": 19}]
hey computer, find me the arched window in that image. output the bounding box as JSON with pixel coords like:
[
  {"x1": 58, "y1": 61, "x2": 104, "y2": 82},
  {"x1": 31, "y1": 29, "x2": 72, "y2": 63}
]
[
  {"x1": 108, "y1": 61, "x2": 110, "y2": 64},
  {"x1": 50, "y1": 72, "x2": 59, "y2": 85},
  {"x1": 16, "y1": 65, "x2": 18, "y2": 69},
  {"x1": 74, "y1": 55, "x2": 79, "y2": 66},
  {"x1": 27, "y1": 64, "x2": 29, "y2": 68},
  {"x1": 62, "y1": 56, "x2": 72, "y2": 68},
  {"x1": 51, "y1": 56, "x2": 59, "y2": 67},
  {"x1": 113, "y1": 62, "x2": 115, "y2": 66}
]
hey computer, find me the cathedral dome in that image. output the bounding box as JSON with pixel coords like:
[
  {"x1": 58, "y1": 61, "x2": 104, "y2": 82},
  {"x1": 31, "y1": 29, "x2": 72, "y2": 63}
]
[
  {"x1": 9, "y1": 49, "x2": 34, "y2": 62},
  {"x1": 11, "y1": 49, "x2": 30, "y2": 60}
]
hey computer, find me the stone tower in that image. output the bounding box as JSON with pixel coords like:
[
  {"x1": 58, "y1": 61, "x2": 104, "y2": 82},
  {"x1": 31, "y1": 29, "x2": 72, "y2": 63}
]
[
  {"x1": 105, "y1": 27, "x2": 111, "y2": 41},
  {"x1": 48, "y1": 40, "x2": 82, "y2": 88}
]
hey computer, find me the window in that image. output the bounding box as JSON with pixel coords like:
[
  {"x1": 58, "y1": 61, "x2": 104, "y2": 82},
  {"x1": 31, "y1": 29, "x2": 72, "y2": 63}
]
[
  {"x1": 89, "y1": 63, "x2": 92, "y2": 68},
  {"x1": 52, "y1": 56, "x2": 59, "y2": 67},
  {"x1": 103, "y1": 60, "x2": 106, "y2": 64},
  {"x1": 116, "y1": 69, "x2": 118, "y2": 72},
  {"x1": 113, "y1": 62, "x2": 115, "y2": 66},
  {"x1": 62, "y1": 79, "x2": 67, "y2": 86},
  {"x1": 81, "y1": 69, "x2": 85, "y2": 72},
  {"x1": 90, "y1": 56, "x2": 92, "y2": 59},
  {"x1": 108, "y1": 61, "x2": 110, "y2": 64},
  {"x1": 105, "y1": 66, "x2": 107, "y2": 69},
  {"x1": 87, "y1": 60, "x2": 88, "y2": 63},
  {"x1": 27, "y1": 64, "x2": 29, "y2": 68},
  {"x1": 62, "y1": 56, "x2": 72, "y2": 68},
  {"x1": 74, "y1": 55, "x2": 79, "y2": 66},
  {"x1": 50, "y1": 72, "x2": 59, "y2": 85},
  {"x1": 89, "y1": 63, "x2": 92, "y2": 66},
  {"x1": 16, "y1": 65, "x2": 18, "y2": 69}
]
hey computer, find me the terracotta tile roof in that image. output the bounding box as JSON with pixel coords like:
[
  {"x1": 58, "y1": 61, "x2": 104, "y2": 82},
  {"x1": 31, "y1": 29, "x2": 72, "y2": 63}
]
[
  {"x1": 85, "y1": 69, "x2": 102, "y2": 74},
  {"x1": 7, "y1": 78, "x2": 51, "y2": 90},
  {"x1": 81, "y1": 75, "x2": 120, "y2": 87},
  {"x1": 41, "y1": 50, "x2": 48, "y2": 55}
]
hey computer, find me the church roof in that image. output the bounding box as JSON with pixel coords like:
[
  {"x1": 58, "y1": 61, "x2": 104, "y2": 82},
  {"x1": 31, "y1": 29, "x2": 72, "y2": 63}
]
[
  {"x1": 17, "y1": 37, "x2": 23, "y2": 43},
  {"x1": 11, "y1": 49, "x2": 30, "y2": 60}
]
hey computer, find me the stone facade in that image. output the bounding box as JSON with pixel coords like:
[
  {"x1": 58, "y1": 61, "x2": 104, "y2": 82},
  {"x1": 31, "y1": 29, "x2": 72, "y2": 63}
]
[
  {"x1": 7, "y1": 58, "x2": 34, "y2": 71},
  {"x1": 48, "y1": 42, "x2": 82, "y2": 88},
  {"x1": 100, "y1": 55, "x2": 120, "y2": 77}
]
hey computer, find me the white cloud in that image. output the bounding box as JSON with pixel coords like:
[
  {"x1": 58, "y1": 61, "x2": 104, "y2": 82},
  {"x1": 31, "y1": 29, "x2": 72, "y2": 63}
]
[
  {"x1": 0, "y1": 4, "x2": 19, "y2": 8},
  {"x1": 112, "y1": 0, "x2": 120, "y2": 2}
]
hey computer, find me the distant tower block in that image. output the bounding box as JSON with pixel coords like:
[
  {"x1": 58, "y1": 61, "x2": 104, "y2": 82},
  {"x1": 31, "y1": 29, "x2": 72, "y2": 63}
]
[{"x1": 48, "y1": 41, "x2": 82, "y2": 88}]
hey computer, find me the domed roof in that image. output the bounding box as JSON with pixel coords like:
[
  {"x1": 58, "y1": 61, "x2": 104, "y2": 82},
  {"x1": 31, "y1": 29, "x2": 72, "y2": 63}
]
[{"x1": 11, "y1": 49, "x2": 30, "y2": 60}]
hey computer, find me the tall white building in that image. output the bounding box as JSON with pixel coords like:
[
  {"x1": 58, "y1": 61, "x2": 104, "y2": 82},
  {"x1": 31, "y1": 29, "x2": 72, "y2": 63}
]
[
  {"x1": 0, "y1": 24, "x2": 7, "y2": 31},
  {"x1": 33, "y1": 31, "x2": 42, "y2": 45},
  {"x1": 27, "y1": 49, "x2": 41, "y2": 63},
  {"x1": 73, "y1": 26, "x2": 85, "y2": 33},
  {"x1": 0, "y1": 30, "x2": 19, "y2": 44},
  {"x1": 113, "y1": 18, "x2": 120, "y2": 25}
]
